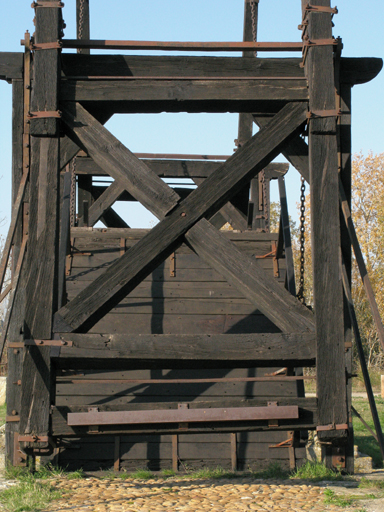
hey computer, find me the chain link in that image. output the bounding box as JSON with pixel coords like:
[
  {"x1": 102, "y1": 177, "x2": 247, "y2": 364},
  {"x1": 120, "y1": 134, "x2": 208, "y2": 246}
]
[
  {"x1": 77, "y1": 0, "x2": 85, "y2": 54},
  {"x1": 297, "y1": 176, "x2": 306, "y2": 305},
  {"x1": 70, "y1": 157, "x2": 76, "y2": 227},
  {"x1": 250, "y1": 1, "x2": 258, "y2": 57}
]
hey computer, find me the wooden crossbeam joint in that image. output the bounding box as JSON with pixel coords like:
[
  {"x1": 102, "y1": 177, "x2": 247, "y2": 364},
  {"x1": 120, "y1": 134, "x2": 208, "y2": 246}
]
[
  {"x1": 316, "y1": 423, "x2": 349, "y2": 432},
  {"x1": 307, "y1": 109, "x2": 342, "y2": 119},
  {"x1": 30, "y1": 41, "x2": 62, "y2": 51}
]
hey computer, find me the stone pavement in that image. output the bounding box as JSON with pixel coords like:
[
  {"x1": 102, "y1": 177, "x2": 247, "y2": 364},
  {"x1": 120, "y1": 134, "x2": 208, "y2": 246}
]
[{"x1": 40, "y1": 476, "x2": 383, "y2": 512}]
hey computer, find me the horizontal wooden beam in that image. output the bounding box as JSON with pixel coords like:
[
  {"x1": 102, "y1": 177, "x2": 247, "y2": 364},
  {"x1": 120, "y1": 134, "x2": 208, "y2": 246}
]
[
  {"x1": 0, "y1": 52, "x2": 23, "y2": 82},
  {"x1": 54, "y1": 332, "x2": 316, "y2": 365},
  {"x1": 73, "y1": 157, "x2": 289, "y2": 179},
  {"x1": 60, "y1": 78, "x2": 308, "y2": 105},
  {"x1": 54, "y1": 102, "x2": 307, "y2": 333},
  {"x1": 67, "y1": 404, "x2": 299, "y2": 426}
]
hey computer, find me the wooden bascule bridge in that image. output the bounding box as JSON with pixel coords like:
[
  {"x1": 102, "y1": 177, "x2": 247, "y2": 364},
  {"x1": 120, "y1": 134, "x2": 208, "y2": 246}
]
[{"x1": 0, "y1": 0, "x2": 383, "y2": 472}]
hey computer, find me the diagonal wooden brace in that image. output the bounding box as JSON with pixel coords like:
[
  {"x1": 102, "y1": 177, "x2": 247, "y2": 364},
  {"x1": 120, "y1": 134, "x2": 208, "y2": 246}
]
[{"x1": 53, "y1": 102, "x2": 308, "y2": 333}]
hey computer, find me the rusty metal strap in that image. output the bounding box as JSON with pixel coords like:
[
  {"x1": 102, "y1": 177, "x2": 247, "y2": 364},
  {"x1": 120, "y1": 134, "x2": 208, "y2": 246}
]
[
  {"x1": 31, "y1": 1, "x2": 64, "y2": 7},
  {"x1": 31, "y1": 41, "x2": 62, "y2": 50},
  {"x1": 18, "y1": 435, "x2": 49, "y2": 442},
  {"x1": 8, "y1": 340, "x2": 72, "y2": 347},
  {"x1": 304, "y1": 4, "x2": 338, "y2": 15},
  {"x1": 307, "y1": 109, "x2": 342, "y2": 119},
  {"x1": 303, "y1": 38, "x2": 339, "y2": 47},
  {"x1": 316, "y1": 423, "x2": 348, "y2": 432},
  {"x1": 269, "y1": 437, "x2": 293, "y2": 448},
  {"x1": 28, "y1": 110, "x2": 62, "y2": 119}
]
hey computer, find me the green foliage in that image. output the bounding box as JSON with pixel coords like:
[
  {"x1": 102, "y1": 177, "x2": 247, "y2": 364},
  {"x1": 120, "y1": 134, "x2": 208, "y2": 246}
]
[
  {"x1": 359, "y1": 477, "x2": 384, "y2": 490},
  {"x1": 129, "y1": 469, "x2": 154, "y2": 480},
  {"x1": 161, "y1": 469, "x2": 176, "y2": 478},
  {"x1": 0, "y1": 403, "x2": 6, "y2": 425},
  {"x1": 323, "y1": 489, "x2": 354, "y2": 507}
]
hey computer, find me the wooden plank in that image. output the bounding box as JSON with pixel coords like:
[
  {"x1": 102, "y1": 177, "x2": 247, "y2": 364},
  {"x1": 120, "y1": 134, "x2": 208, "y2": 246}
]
[
  {"x1": 304, "y1": 0, "x2": 347, "y2": 442},
  {"x1": 185, "y1": 219, "x2": 314, "y2": 333},
  {"x1": 340, "y1": 57, "x2": 383, "y2": 85},
  {"x1": 0, "y1": 52, "x2": 24, "y2": 82},
  {"x1": 61, "y1": 102, "x2": 179, "y2": 218},
  {"x1": 54, "y1": 102, "x2": 308, "y2": 333},
  {"x1": 60, "y1": 78, "x2": 308, "y2": 104},
  {"x1": 55, "y1": 332, "x2": 316, "y2": 363}
]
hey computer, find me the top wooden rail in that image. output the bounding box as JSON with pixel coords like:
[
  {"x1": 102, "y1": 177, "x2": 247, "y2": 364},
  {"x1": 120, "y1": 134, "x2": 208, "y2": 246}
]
[{"x1": 60, "y1": 40, "x2": 304, "y2": 52}]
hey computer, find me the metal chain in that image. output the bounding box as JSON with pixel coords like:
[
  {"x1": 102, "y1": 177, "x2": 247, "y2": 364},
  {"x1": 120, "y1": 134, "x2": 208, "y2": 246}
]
[
  {"x1": 70, "y1": 157, "x2": 76, "y2": 227},
  {"x1": 297, "y1": 176, "x2": 306, "y2": 305},
  {"x1": 77, "y1": 0, "x2": 85, "y2": 54},
  {"x1": 250, "y1": 1, "x2": 258, "y2": 57}
]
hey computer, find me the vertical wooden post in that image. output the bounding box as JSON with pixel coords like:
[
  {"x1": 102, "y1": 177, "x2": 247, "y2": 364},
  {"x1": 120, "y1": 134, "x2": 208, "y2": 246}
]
[
  {"x1": 339, "y1": 83, "x2": 354, "y2": 472},
  {"x1": 230, "y1": 433, "x2": 237, "y2": 472},
  {"x1": 5, "y1": 79, "x2": 25, "y2": 465},
  {"x1": 114, "y1": 436, "x2": 120, "y2": 471},
  {"x1": 304, "y1": 0, "x2": 347, "y2": 451},
  {"x1": 19, "y1": 1, "x2": 62, "y2": 452},
  {"x1": 172, "y1": 435, "x2": 178, "y2": 472}
]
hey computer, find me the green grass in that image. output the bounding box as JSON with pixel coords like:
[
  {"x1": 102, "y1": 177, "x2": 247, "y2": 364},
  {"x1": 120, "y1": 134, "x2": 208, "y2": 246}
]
[
  {"x1": 359, "y1": 477, "x2": 384, "y2": 490},
  {"x1": 291, "y1": 461, "x2": 345, "y2": 481},
  {"x1": 0, "y1": 464, "x2": 65, "y2": 512},
  {"x1": 0, "y1": 403, "x2": 7, "y2": 425},
  {"x1": 353, "y1": 397, "x2": 384, "y2": 468},
  {"x1": 323, "y1": 488, "x2": 379, "y2": 509}
]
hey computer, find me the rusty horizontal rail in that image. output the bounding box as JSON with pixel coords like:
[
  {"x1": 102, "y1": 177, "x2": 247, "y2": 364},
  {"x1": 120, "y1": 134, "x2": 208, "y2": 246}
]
[
  {"x1": 61, "y1": 40, "x2": 304, "y2": 52},
  {"x1": 67, "y1": 405, "x2": 299, "y2": 426},
  {"x1": 133, "y1": 153, "x2": 230, "y2": 161},
  {"x1": 62, "y1": 376, "x2": 315, "y2": 384},
  {"x1": 62, "y1": 75, "x2": 307, "y2": 81}
]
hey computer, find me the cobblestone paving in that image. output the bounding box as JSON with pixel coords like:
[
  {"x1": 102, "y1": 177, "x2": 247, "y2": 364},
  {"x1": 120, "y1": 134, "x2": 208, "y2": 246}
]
[{"x1": 45, "y1": 477, "x2": 351, "y2": 512}]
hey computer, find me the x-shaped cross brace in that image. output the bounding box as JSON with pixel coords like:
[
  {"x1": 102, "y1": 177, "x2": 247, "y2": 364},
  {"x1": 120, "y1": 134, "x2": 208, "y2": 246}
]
[{"x1": 54, "y1": 101, "x2": 314, "y2": 334}]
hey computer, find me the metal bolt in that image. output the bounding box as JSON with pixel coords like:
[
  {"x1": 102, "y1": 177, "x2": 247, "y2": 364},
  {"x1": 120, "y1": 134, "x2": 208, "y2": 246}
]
[
  {"x1": 180, "y1": 212, "x2": 186, "y2": 217},
  {"x1": 13, "y1": 349, "x2": 19, "y2": 355},
  {"x1": 12, "y1": 410, "x2": 17, "y2": 416}
]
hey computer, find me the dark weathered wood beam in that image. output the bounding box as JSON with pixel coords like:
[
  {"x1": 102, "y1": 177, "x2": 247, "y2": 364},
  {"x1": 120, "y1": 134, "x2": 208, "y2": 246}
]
[
  {"x1": 60, "y1": 78, "x2": 308, "y2": 104},
  {"x1": 53, "y1": 102, "x2": 307, "y2": 333},
  {"x1": 61, "y1": 102, "x2": 180, "y2": 218},
  {"x1": 305, "y1": 0, "x2": 347, "y2": 443},
  {"x1": 73, "y1": 157, "x2": 288, "y2": 178},
  {"x1": 185, "y1": 219, "x2": 314, "y2": 333},
  {"x1": 20, "y1": 2, "x2": 62, "y2": 448},
  {"x1": 0, "y1": 52, "x2": 23, "y2": 82},
  {"x1": 55, "y1": 332, "x2": 316, "y2": 365},
  {"x1": 59, "y1": 54, "x2": 382, "y2": 85}
]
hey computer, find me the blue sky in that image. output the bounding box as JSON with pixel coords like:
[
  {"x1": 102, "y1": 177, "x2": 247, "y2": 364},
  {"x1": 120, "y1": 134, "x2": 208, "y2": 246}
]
[{"x1": 0, "y1": 0, "x2": 383, "y2": 235}]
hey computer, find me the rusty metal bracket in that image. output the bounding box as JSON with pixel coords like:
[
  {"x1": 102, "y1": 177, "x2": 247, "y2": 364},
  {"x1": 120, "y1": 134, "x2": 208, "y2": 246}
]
[
  {"x1": 264, "y1": 368, "x2": 287, "y2": 377},
  {"x1": 332, "y1": 446, "x2": 346, "y2": 468},
  {"x1": 88, "y1": 407, "x2": 99, "y2": 433},
  {"x1": 13, "y1": 434, "x2": 27, "y2": 467},
  {"x1": 6, "y1": 416, "x2": 20, "y2": 423},
  {"x1": 30, "y1": 41, "x2": 62, "y2": 50},
  {"x1": 316, "y1": 423, "x2": 349, "y2": 432},
  {"x1": 268, "y1": 401, "x2": 279, "y2": 428},
  {"x1": 303, "y1": 37, "x2": 339, "y2": 48},
  {"x1": 272, "y1": 241, "x2": 279, "y2": 278},
  {"x1": 170, "y1": 253, "x2": 176, "y2": 277},
  {"x1": 18, "y1": 435, "x2": 49, "y2": 443},
  {"x1": 27, "y1": 110, "x2": 62, "y2": 119},
  {"x1": 8, "y1": 340, "x2": 73, "y2": 347},
  {"x1": 307, "y1": 109, "x2": 342, "y2": 120},
  {"x1": 31, "y1": 1, "x2": 64, "y2": 7},
  {"x1": 269, "y1": 437, "x2": 293, "y2": 448},
  {"x1": 304, "y1": 4, "x2": 338, "y2": 16}
]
